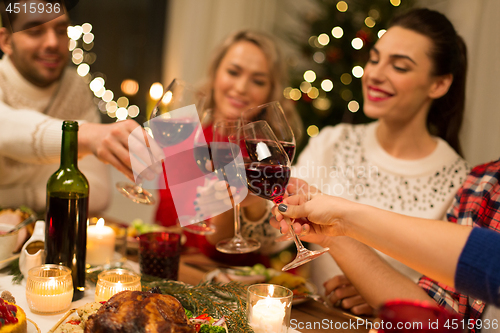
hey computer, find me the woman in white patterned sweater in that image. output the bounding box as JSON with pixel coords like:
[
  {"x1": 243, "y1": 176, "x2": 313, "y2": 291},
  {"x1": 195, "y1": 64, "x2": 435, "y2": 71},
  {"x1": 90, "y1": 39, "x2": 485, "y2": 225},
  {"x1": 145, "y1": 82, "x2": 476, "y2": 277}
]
[{"x1": 287, "y1": 8, "x2": 470, "y2": 315}]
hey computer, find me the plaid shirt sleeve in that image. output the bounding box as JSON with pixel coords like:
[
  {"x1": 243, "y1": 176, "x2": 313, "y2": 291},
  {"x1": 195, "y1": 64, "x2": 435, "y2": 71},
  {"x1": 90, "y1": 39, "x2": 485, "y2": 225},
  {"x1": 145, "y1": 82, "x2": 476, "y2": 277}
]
[{"x1": 418, "y1": 160, "x2": 500, "y2": 324}]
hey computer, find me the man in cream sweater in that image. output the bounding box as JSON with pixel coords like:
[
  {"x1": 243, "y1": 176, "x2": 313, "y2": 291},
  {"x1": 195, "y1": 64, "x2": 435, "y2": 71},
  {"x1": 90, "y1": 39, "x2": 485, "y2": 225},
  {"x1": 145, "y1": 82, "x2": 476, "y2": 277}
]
[{"x1": 0, "y1": 0, "x2": 152, "y2": 214}]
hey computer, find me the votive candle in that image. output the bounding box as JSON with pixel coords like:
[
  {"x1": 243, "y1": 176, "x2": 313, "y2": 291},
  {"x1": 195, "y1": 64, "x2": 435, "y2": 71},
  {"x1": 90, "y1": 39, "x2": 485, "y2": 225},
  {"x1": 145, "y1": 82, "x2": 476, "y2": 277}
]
[
  {"x1": 25, "y1": 264, "x2": 73, "y2": 314},
  {"x1": 247, "y1": 284, "x2": 293, "y2": 333},
  {"x1": 95, "y1": 269, "x2": 141, "y2": 302},
  {"x1": 87, "y1": 218, "x2": 116, "y2": 266}
]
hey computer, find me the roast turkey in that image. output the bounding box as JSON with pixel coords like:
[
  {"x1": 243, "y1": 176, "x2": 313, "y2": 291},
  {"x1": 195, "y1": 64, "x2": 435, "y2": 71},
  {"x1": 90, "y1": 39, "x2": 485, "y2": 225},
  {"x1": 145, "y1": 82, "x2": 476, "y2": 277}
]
[{"x1": 84, "y1": 290, "x2": 195, "y2": 333}]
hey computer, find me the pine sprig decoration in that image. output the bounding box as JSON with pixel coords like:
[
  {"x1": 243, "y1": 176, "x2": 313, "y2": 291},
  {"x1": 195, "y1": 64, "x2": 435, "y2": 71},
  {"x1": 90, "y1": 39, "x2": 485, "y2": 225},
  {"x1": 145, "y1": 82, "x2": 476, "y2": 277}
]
[
  {"x1": 87, "y1": 271, "x2": 254, "y2": 332},
  {"x1": 8, "y1": 258, "x2": 23, "y2": 285}
]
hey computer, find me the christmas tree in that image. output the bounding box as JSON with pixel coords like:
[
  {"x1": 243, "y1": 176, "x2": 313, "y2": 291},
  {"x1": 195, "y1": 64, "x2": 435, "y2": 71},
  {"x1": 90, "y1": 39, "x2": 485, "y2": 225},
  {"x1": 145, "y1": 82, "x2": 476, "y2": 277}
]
[{"x1": 285, "y1": 0, "x2": 415, "y2": 152}]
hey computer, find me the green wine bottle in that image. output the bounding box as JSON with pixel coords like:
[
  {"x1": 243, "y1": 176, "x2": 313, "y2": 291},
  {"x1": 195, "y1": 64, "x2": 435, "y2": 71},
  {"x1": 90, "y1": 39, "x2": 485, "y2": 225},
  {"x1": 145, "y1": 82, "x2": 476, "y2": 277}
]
[{"x1": 45, "y1": 121, "x2": 89, "y2": 301}]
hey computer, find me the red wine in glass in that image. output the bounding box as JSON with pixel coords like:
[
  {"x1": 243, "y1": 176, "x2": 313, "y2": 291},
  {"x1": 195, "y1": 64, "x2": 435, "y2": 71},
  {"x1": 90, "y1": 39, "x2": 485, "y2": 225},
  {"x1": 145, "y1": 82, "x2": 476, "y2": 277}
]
[
  {"x1": 193, "y1": 144, "x2": 212, "y2": 175},
  {"x1": 280, "y1": 141, "x2": 296, "y2": 162},
  {"x1": 245, "y1": 164, "x2": 291, "y2": 201},
  {"x1": 234, "y1": 120, "x2": 329, "y2": 271},
  {"x1": 150, "y1": 118, "x2": 197, "y2": 148},
  {"x1": 245, "y1": 139, "x2": 295, "y2": 164}
]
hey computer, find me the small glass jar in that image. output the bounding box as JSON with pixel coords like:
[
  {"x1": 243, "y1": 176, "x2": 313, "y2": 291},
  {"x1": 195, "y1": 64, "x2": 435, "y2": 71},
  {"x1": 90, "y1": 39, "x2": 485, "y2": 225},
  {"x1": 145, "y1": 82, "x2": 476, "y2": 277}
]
[
  {"x1": 95, "y1": 269, "x2": 141, "y2": 302},
  {"x1": 247, "y1": 284, "x2": 293, "y2": 333},
  {"x1": 25, "y1": 264, "x2": 73, "y2": 314}
]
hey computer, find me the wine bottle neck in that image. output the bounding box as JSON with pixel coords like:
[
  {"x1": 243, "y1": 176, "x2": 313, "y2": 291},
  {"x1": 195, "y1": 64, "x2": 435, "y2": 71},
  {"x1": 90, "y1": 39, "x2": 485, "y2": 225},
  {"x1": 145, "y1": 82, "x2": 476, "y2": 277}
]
[{"x1": 60, "y1": 128, "x2": 78, "y2": 169}]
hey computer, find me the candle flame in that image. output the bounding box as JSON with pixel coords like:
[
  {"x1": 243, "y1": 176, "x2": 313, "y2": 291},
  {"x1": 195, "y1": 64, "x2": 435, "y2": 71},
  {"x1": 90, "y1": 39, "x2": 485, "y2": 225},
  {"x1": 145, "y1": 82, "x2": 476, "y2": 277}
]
[
  {"x1": 269, "y1": 284, "x2": 274, "y2": 296},
  {"x1": 161, "y1": 91, "x2": 172, "y2": 105},
  {"x1": 97, "y1": 218, "x2": 105, "y2": 228}
]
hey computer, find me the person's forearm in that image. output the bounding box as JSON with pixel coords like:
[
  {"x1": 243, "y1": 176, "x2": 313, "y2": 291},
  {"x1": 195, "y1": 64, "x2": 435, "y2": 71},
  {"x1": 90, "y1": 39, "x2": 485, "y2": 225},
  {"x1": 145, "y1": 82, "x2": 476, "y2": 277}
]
[
  {"x1": 242, "y1": 199, "x2": 268, "y2": 222},
  {"x1": 342, "y1": 203, "x2": 471, "y2": 287},
  {"x1": 325, "y1": 237, "x2": 433, "y2": 308},
  {"x1": 205, "y1": 209, "x2": 235, "y2": 245}
]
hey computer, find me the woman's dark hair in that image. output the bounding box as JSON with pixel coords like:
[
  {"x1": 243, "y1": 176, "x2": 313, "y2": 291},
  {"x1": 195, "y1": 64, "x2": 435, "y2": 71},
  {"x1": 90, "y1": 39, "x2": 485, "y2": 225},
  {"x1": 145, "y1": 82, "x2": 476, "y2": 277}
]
[{"x1": 389, "y1": 8, "x2": 467, "y2": 156}]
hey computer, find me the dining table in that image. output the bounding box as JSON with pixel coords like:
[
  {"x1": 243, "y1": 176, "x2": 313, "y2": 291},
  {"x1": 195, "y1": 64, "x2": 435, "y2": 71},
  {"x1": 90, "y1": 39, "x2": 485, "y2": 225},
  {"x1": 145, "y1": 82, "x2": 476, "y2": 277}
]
[{"x1": 0, "y1": 230, "x2": 371, "y2": 333}]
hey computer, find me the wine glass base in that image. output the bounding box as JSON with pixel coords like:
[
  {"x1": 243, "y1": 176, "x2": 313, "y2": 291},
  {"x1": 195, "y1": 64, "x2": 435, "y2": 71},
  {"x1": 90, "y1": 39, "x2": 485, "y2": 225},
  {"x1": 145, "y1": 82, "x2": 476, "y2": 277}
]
[
  {"x1": 282, "y1": 247, "x2": 330, "y2": 271},
  {"x1": 216, "y1": 237, "x2": 260, "y2": 254},
  {"x1": 182, "y1": 222, "x2": 216, "y2": 235},
  {"x1": 116, "y1": 182, "x2": 155, "y2": 205}
]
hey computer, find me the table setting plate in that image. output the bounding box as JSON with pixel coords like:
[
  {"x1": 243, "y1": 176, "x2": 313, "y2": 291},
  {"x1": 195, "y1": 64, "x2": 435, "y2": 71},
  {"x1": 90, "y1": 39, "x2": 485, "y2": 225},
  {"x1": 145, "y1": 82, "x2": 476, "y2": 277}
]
[
  {"x1": 27, "y1": 318, "x2": 41, "y2": 333},
  {"x1": 0, "y1": 253, "x2": 20, "y2": 270}
]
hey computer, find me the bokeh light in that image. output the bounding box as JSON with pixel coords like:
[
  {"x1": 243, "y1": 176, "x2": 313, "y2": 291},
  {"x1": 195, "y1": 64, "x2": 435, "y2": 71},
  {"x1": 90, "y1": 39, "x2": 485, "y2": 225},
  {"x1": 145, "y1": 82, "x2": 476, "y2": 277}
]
[
  {"x1": 352, "y1": 66, "x2": 364, "y2": 78},
  {"x1": 303, "y1": 70, "x2": 316, "y2": 83},
  {"x1": 121, "y1": 79, "x2": 139, "y2": 96},
  {"x1": 340, "y1": 73, "x2": 352, "y2": 85},
  {"x1": 318, "y1": 33, "x2": 330, "y2": 46},
  {"x1": 348, "y1": 100, "x2": 360, "y2": 112},
  {"x1": 351, "y1": 37, "x2": 364, "y2": 50},
  {"x1": 331, "y1": 26, "x2": 343, "y2": 39},
  {"x1": 336, "y1": 1, "x2": 348, "y2": 12},
  {"x1": 307, "y1": 125, "x2": 320, "y2": 137},
  {"x1": 321, "y1": 79, "x2": 334, "y2": 92},
  {"x1": 149, "y1": 83, "x2": 163, "y2": 100}
]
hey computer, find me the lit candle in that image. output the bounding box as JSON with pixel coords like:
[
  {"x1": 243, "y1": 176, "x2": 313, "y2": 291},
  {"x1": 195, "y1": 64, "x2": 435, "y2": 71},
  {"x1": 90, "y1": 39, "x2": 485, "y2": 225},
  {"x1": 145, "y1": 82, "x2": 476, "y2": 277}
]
[
  {"x1": 26, "y1": 279, "x2": 73, "y2": 314},
  {"x1": 25, "y1": 265, "x2": 73, "y2": 314},
  {"x1": 87, "y1": 218, "x2": 116, "y2": 266},
  {"x1": 94, "y1": 269, "x2": 141, "y2": 302},
  {"x1": 250, "y1": 297, "x2": 287, "y2": 333}
]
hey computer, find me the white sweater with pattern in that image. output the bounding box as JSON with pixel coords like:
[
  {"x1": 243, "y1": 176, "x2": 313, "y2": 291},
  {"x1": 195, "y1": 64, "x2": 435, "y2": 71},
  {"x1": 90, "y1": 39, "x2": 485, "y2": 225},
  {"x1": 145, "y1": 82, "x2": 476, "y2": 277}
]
[{"x1": 292, "y1": 121, "x2": 469, "y2": 295}]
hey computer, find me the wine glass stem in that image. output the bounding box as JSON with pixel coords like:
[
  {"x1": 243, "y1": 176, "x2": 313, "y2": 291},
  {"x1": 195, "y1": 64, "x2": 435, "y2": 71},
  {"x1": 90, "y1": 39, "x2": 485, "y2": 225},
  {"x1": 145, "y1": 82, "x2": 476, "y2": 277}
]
[
  {"x1": 233, "y1": 203, "x2": 242, "y2": 238},
  {"x1": 285, "y1": 217, "x2": 307, "y2": 251}
]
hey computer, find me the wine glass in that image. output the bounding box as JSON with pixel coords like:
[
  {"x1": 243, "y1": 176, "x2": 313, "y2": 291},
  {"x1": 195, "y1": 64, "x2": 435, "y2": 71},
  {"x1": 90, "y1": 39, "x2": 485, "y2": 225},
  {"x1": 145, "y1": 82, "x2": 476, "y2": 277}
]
[
  {"x1": 231, "y1": 120, "x2": 329, "y2": 271},
  {"x1": 213, "y1": 119, "x2": 261, "y2": 254},
  {"x1": 242, "y1": 101, "x2": 296, "y2": 243},
  {"x1": 116, "y1": 79, "x2": 204, "y2": 205},
  {"x1": 241, "y1": 101, "x2": 296, "y2": 163},
  {"x1": 183, "y1": 108, "x2": 217, "y2": 235}
]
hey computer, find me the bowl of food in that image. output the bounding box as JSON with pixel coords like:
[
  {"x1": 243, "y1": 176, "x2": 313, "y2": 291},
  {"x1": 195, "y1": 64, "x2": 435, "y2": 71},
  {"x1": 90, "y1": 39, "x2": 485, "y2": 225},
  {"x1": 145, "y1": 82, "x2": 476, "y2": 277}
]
[
  {"x1": 0, "y1": 206, "x2": 36, "y2": 252},
  {"x1": 0, "y1": 223, "x2": 20, "y2": 269}
]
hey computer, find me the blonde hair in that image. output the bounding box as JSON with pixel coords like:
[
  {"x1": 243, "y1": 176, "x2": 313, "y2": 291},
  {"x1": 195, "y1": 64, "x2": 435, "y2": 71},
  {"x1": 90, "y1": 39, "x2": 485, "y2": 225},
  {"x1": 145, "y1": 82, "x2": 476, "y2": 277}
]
[{"x1": 201, "y1": 29, "x2": 303, "y2": 144}]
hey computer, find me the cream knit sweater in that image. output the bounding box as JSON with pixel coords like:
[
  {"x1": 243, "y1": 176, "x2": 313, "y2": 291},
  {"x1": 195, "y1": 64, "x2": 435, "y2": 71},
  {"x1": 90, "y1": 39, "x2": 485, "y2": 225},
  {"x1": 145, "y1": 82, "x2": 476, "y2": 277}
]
[
  {"x1": 293, "y1": 121, "x2": 469, "y2": 296},
  {"x1": 0, "y1": 55, "x2": 111, "y2": 213}
]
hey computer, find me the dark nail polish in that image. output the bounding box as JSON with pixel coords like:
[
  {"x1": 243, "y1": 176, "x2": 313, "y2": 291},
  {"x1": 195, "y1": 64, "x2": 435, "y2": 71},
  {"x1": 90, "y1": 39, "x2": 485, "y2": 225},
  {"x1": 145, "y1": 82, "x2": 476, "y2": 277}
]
[{"x1": 278, "y1": 204, "x2": 287, "y2": 212}]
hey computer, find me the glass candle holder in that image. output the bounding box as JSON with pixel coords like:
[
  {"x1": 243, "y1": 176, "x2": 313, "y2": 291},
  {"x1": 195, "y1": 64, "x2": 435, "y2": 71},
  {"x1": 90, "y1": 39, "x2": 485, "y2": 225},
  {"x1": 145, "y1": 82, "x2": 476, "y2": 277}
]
[
  {"x1": 247, "y1": 284, "x2": 293, "y2": 333},
  {"x1": 25, "y1": 264, "x2": 73, "y2": 315},
  {"x1": 139, "y1": 232, "x2": 181, "y2": 280},
  {"x1": 95, "y1": 269, "x2": 141, "y2": 302}
]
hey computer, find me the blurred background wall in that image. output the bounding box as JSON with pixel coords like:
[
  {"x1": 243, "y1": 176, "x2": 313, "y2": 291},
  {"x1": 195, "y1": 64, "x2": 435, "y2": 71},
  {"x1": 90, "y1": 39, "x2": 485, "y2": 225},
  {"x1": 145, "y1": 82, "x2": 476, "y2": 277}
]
[{"x1": 63, "y1": 0, "x2": 499, "y2": 223}]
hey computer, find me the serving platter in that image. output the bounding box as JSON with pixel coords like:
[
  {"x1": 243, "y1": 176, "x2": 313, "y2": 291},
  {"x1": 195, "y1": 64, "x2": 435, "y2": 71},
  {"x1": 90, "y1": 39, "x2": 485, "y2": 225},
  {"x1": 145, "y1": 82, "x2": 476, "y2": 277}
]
[{"x1": 48, "y1": 305, "x2": 229, "y2": 333}]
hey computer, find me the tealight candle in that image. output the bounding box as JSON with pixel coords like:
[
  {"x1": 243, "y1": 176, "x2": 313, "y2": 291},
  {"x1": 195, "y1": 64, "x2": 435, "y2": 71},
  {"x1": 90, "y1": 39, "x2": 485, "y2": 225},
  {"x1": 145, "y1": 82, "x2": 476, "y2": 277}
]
[
  {"x1": 87, "y1": 218, "x2": 116, "y2": 266},
  {"x1": 95, "y1": 269, "x2": 141, "y2": 302},
  {"x1": 25, "y1": 264, "x2": 73, "y2": 314},
  {"x1": 247, "y1": 284, "x2": 293, "y2": 333}
]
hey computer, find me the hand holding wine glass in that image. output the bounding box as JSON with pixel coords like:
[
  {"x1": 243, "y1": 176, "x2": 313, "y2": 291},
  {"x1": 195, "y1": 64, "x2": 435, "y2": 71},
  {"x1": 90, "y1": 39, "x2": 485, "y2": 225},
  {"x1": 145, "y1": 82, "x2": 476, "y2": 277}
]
[
  {"x1": 231, "y1": 120, "x2": 329, "y2": 271},
  {"x1": 116, "y1": 79, "x2": 205, "y2": 205}
]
